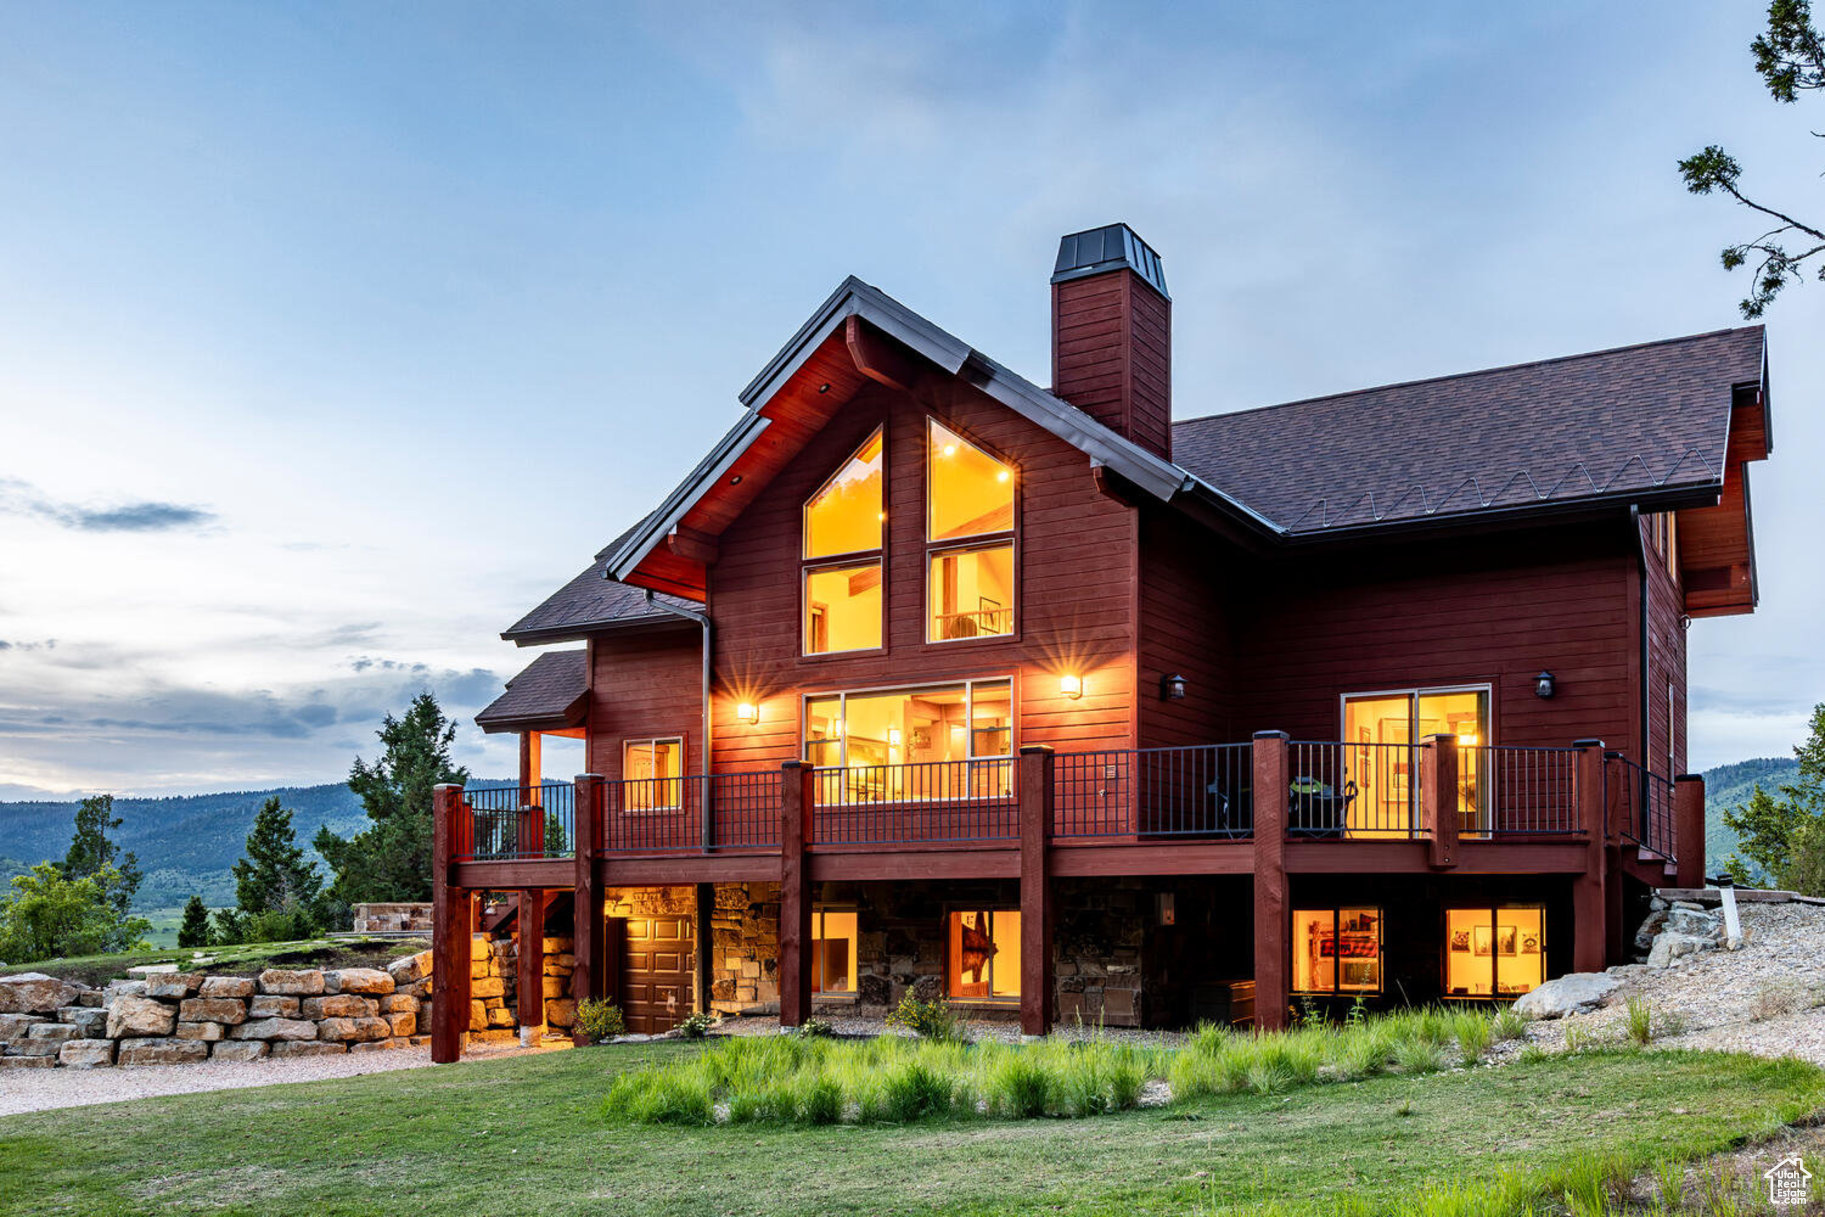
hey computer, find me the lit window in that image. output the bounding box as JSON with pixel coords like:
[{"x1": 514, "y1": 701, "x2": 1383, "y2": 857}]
[
  {"x1": 1291, "y1": 907, "x2": 1382, "y2": 995},
  {"x1": 804, "y1": 563, "x2": 882, "y2": 654},
  {"x1": 1444, "y1": 906, "x2": 1545, "y2": 1000},
  {"x1": 927, "y1": 419, "x2": 1013, "y2": 541},
  {"x1": 1340, "y1": 687, "x2": 1490, "y2": 837},
  {"x1": 804, "y1": 430, "x2": 883, "y2": 558},
  {"x1": 812, "y1": 908, "x2": 858, "y2": 995},
  {"x1": 803, "y1": 679, "x2": 1013, "y2": 801},
  {"x1": 623, "y1": 737, "x2": 683, "y2": 811},
  {"x1": 802, "y1": 431, "x2": 885, "y2": 656},
  {"x1": 947, "y1": 909, "x2": 1019, "y2": 1000},
  {"x1": 929, "y1": 544, "x2": 1014, "y2": 640}
]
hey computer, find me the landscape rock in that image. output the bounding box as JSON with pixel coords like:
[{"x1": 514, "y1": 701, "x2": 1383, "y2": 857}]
[
  {"x1": 257, "y1": 969, "x2": 325, "y2": 996},
  {"x1": 386, "y1": 1011, "x2": 416, "y2": 1037},
  {"x1": 178, "y1": 998, "x2": 247, "y2": 1025},
  {"x1": 401, "y1": 978, "x2": 432, "y2": 999},
  {"x1": 248, "y1": 995, "x2": 301, "y2": 1018},
  {"x1": 302, "y1": 995, "x2": 378, "y2": 1020},
  {"x1": 175, "y1": 1021, "x2": 226, "y2": 1041},
  {"x1": 0, "y1": 1056, "x2": 55, "y2": 1069},
  {"x1": 145, "y1": 972, "x2": 203, "y2": 999},
  {"x1": 118, "y1": 1037, "x2": 210, "y2": 1066},
  {"x1": 58, "y1": 1039, "x2": 115, "y2": 1067},
  {"x1": 387, "y1": 951, "x2": 432, "y2": 984},
  {"x1": 0, "y1": 973, "x2": 83, "y2": 1014},
  {"x1": 324, "y1": 968, "x2": 395, "y2": 996},
  {"x1": 471, "y1": 977, "x2": 505, "y2": 999},
  {"x1": 380, "y1": 993, "x2": 418, "y2": 1015},
  {"x1": 349, "y1": 1037, "x2": 408, "y2": 1054},
  {"x1": 199, "y1": 976, "x2": 256, "y2": 1000},
  {"x1": 211, "y1": 1040, "x2": 270, "y2": 1062},
  {"x1": 268, "y1": 1040, "x2": 346, "y2": 1058},
  {"x1": 58, "y1": 1006, "x2": 109, "y2": 1036},
  {"x1": 106, "y1": 995, "x2": 177, "y2": 1039},
  {"x1": 315, "y1": 1016, "x2": 391, "y2": 1043},
  {"x1": 10, "y1": 1038, "x2": 63, "y2": 1056},
  {"x1": 1665, "y1": 907, "x2": 1722, "y2": 940},
  {"x1": 230, "y1": 1017, "x2": 316, "y2": 1041},
  {"x1": 26, "y1": 1023, "x2": 82, "y2": 1043},
  {"x1": 545, "y1": 998, "x2": 577, "y2": 1028},
  {"x1": 1513, "y1": 972, "x2": 1622, "y2": 1019},
  {"x1": 104, "y1": 980, "x2": 148, "y2": 998},
  {"x1": 1648, "y1": 931, "x2": 1715, "y2": 969},
  {"x1": 0, "y1": 1013, "x2": 47, "y2": 1045}
]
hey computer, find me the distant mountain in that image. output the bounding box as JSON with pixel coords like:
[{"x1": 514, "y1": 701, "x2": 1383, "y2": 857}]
[{"x1": 1701, "y1": 756, "x2": 1803, "y2": 884}]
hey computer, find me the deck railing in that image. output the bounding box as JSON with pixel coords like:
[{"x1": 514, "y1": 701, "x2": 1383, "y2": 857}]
[
  {"x1": 458, "y1": 782, "x2": 576, "y2": 861},
  {"x1": 1465, "y1": 744, "x2": 1580, "y2": 836},
  {"x1": 1287, "y1": 742, "x2": 1419, "y2": 838},
  {"x1": 810, "y1": 758, "x2": 1017, "y2": 845},
  {"x1": 601, "y1": 770, "x2": 782, "y2": 853},
  {"x1": 1608, "y1": 754, "x2": 1676, "y2": 861},
  {"x1": 1055, "y1": 744, "x2": 1254, "y2": 838}
]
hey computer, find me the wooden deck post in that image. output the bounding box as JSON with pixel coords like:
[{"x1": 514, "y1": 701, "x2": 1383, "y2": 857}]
[
  {"x1": 1420, "y1": 734, "x2": 1459, "y2": 869},
  {"x1": 779, "y1": 761, "x2": 814, "y2": 1029},
  {"x1": 694, "y1": 882, "x2": 715, "y2": 1015},
  {"x1": 1572, "y1": 741, "x2": 1608, "y2": 973},
  {"x1": 1673, "y1": 774, "x2": 1706, "y2": 889},
  {"x1": 431, "y1": 783, "x2": 470, "y2": 1064},
  {"x1": 517, "y1": 889, "x2": 545, "y2": 1039},
  {"x1": 518, "y1": 732, "x2": 543, "y2": 857},
  {"x1": 571, "y1": 774, "x2": 604, "y2": 1029},
  {"x1": 1018, "y1": 745, "x2": 1055, "y2": 1037},
  {"x1": 1251, "y1": 732, "x2": 1290, "y2": 1031}
]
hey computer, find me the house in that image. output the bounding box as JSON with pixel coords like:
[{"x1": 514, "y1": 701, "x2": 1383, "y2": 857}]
[{"x1": 435, "y1": 223, "x2": 1772, "y2": 1061}]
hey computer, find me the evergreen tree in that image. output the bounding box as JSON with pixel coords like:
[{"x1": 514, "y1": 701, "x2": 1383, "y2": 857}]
[
  {"x1": 177, "y1": 895, "x2": 212, "y2": 949},
  {"x1": 1724, "y1": 702, "x2": 1825, "y2": 893},
  {"x1": 233, "y1": 797, "x2": 324, "y2": 925},
  {"x1": 0, "y1": 863, "x2": 150, "y2": 964},
  {"x1": 57, "y1": 794, "x2": 144, "y2": 952},
  {"x1": 314, "y1": 693, "x2": 470, "y2": 905},
  {"x1": 210, "y1": 906, "x2": 248, "y2": 947}
]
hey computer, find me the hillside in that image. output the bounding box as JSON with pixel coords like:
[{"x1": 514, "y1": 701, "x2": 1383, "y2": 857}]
[{"x1": 1701, "y1": 755, "x2": 1802, "y2": 883}]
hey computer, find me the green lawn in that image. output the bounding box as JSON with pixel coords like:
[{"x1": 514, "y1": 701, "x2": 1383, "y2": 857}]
[{"x1": 0, "y1": 1043, "x2": 1818, "y2": 1216}]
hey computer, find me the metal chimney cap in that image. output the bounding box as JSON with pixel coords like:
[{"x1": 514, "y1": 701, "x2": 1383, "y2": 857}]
[{"x1": 1051, "y1": 223, "x2": 1169, "y2": 300}]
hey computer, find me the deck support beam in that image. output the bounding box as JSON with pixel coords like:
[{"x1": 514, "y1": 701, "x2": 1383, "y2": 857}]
[
  {"x1": 1251, "y1": 732, "x2": 1290, "y2": 1031},
  {"x1": 1018, "y1": 746, "x2": 1055, "y2": 1037},
  {"x1": 694, "y1": 882, "x2": 714, "y2": 1014},
  {"x1": 431, "y1": 783, "x2": 471, "y2": 1064},
  {"x1": 1674, "y1": 774, "x2": 1706, "y2": 889},
  {"x1": 570, "y1": 774, "x2": 604, "y2": 1043},
  {"x1": 1572, "y1": 742, "x2": 1609, "y2": 972},
  {"x1": 1420, "y1": 734, "x2": 1459, "y2": 870},
  {"x1": 517, "y1": 889, "x2": 545, "y2": 1040},
  {"x1": 779, "y1": 762, "x2": 814, "y2": 1028}
]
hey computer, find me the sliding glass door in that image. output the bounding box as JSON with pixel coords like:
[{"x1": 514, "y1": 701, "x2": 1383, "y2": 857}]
[{"x1": 1341, "y1": 687, "x2": 1490, "y2": 837}]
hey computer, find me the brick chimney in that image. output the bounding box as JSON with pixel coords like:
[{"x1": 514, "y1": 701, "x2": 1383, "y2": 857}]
[{"x1": 1050, "y1": 223, "x2": 1171, "y2": 461}]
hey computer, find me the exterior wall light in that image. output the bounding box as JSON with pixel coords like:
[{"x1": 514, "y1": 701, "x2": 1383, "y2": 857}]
[
  {"x1": 736, "y1": 702, "x2": 760, "y2": 725},
  {"x1": 1160, "y1": 673, "x2": 1188, "y2": 701},
  {"x1": 1060, "y1": 674, "x2": 1083, "y2": 701},
  {"x1": 1534, "y1": 671, "x2": 1556, "y2": 699}
]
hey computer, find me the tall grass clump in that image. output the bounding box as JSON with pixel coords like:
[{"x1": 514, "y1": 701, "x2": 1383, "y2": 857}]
[
  {"x1": 1624, "y1": 997, "x2": 1654, "y2": 1046},
  {"x1": 1492, "y1": 1004, "x2": 1529, "y2": 1042}
]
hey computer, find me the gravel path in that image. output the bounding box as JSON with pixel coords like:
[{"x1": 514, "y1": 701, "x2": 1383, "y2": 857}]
[
  {"x1": 0, "y1": 1039, "x2": 561, "y2": 1118},
  {"x1": 714, "y1": 1011, "x2": 1192, "y2": 1048}
]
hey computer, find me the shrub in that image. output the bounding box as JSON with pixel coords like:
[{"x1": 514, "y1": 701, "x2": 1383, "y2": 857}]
[
  {"x1": 880, "y1": 1058, "x2": 953, "y2": 1122},
  {"x1": 987, "y1": 1052, "x2": 1054, "y2": 1117},
  {"x1": 884, "y1": 992, "x2": 963, "y2": 1042},
  {"x1": 677, "y1": 1011, "x2": 718, "y2": 1039},
  {"x1": 576, "y1": 999, "x2": 626, "y2": 1042},
  {"x1": 795, "y1": 1017, "x2": 836, "y2": 1039}
]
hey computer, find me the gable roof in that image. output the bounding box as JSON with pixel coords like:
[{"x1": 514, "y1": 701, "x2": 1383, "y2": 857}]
[
  {"x1": 474, "y1": 649, "x2": 589, "y2": 734},
  {"x1": 1172, "y1": 327, "x2": 1767, "y2": 536},
  {"x1": 501, "y1": 516, "x2": 699, "y2": 644}
]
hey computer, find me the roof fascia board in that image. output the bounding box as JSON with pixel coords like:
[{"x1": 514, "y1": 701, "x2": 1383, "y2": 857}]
[
  {"x1": 1276, "y1": 482, "x2": 1723, "y2": 547},
  {"x1": 604, "y1": 411, "x2": 771, "y2": 580},
  {"x1": 503, "y1": 615, "x2": 695, "y2": 647},
  {"x1": 738, "y1": 277, "x2": 970, "y2": 409}
]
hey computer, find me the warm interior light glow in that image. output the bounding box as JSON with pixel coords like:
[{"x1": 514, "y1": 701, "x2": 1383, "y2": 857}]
[
  {"x1": 736, "y1": 702, "x2": 759, "y2": 725},
  {"x1": 929, "y1": 544, "x2": 1014, "y2": 641},
  {"x1": 928, "y1": 419, "x2": 1014, "y2": 541},
  {"x1": 1060, "y1": 674, "x2": 1083, "y2": 700},
  {"x1": 1458, "y1": 733, "x2": 1479, "y2": 748},
  {"x1": 996, "y1": 469, "x2": 1010, "y2": 483},
  {"x1": 942, "y1": 443, "x2": 958, "y2": 457},
  {"x1": 804, "y1": 430, "x2": 883, "y2": 558}
]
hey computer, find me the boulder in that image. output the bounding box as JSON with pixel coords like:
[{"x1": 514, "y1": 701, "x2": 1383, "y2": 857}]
[
  {"x1": 469, "y1": 1000, "x2": 488, "y2": 1031},
  {"x1": 175, "y1": 1021, "x2": 226, "y2": 1042},
  {"x1": 1665, "y1": 907, "x2": 1722, "y2": 939},
  {"x1": 324, "y1": 968, "x2": 395, "y2": 996},
  {"x1": 387, "y1": 951, "x2": 433, "y2": 984},
  {"x1": 386, "y1": 1010, "x2": 416, "y2": 1037},
  {"x1": 401, "y1": 978, "x2": 433, "y2": 999},
  {"x1": 1647, "y1": 931, "x2": 1714, "y2": 969},
  {"x1": 10, "y1": 1038, "x2": 63, "y2": 1056},
  {"x1": 106, "y1": 995, "x2": 177, "y2": 1039},
  {"x1": 0, "y1": 1056, "x2": 55, "y2": 1070},
  {"x1": 105, "y1": 980, "x2": 148, "y2": 999},
  {"x1": 269, "y1": 1040, "x2": 346, "y2": 1058},
  {"x1": 302, "y1": 995, "x2": 378, "y2": 1020},
  {"x1": 542, "y1": 977, "x2": 564, "y2": 1000},
  {"x1": 380, "y1": 994, "x2": 418, "y2": 1015},
  {"x1": 471, "y1": 977, "x2": 505, "y2": 999},
  {"x1": 178, "y1": 998, "x2": 248, "y2": 1025},
  {"x1": 248, "y1": 995, "x2": 301, "y2": 1018},
  {"x1": 545, "y1": 998, "x2": 577, "y2": 1029},
  {"x1": 316, "y1": 1016, "x2": 391, "y2": 1043},
  {"x1": 58, "y1": 1039, "x2": 115, "y2": 1067},
  {"x1": 145, "y1": 973, "x2": 203, "y2": 999},
  {"x1": 76, "y1": 991, "x2": 106, "y2": 1007},
  {"x1": 118, "y1": 1037, "x2": 210, "y2": 1066},
  {"x1": 26, "y1": 1023, "x2": 82, "y2": 1043},
  {"x1": 470, "y1": 936, "x2": 491, "y2": 962},
  {"x1": 230, "y1": 1017, "x2": 317, "y2": 1041},
  {"x1": 257, "y1": 969, "x2": 325, "y2": 996},
  {"x1": 0, "y1": 1013, "x2": 46, "y2": 1045},
  {"x1": 349, "y1": 1037, "x2": 409, "y2": 1054},
  {"x1": 1513, "y1": 972, "x2": 1622, "y2": 1019},
  {"x1": 0, "y1": 973, "x2": 82, "y2": 1014},
  {"x1": 211, "y1": 1040, "x2": 270, "y2": 1062},
  {"x1": 199, "y1": 976, "x2": 256, "y2": 1000},
  {"x1": 58, "y1": 1006, "x2": 109, "y2": 1036},
  {"x1": 486, "y1": 1006, "x2": 515, "y2": 1028}
]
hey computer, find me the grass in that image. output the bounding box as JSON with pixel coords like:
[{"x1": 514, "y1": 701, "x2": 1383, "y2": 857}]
[
  {"x1": 0, "y1": 935, "x2": 427, "y2": 989},
  {"x1": 1, "y1": 1039, "x2": 1819, "y2": 1216}
]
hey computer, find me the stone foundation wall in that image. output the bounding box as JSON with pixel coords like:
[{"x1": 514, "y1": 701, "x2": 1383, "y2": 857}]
[
  {"x1": 353, "y1": 903, "x2": 433, "y2": 934},
  {"x1": 0, "y1": 955, "x2": 432, "y2": 1069},
  {"x1": 465, "y1": 931, "x2": 576, "y2": 1044},
  {"x1": 596, "y1": 884, "x2": 782, "y2": 1016}
]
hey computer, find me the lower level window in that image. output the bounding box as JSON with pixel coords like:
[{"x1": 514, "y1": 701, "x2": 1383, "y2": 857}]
[
  {"x1": 623, "y1": 737, "x2": 682, "y2": 810},
  {"x1": 812, "y1": 908, "x2": 857, "y2": 995},
  {"x1": 1292, "y1": 907, "x2": 1383, "y2": 994},
  {"x1": 947, "y1": 909, "x2": 1019, "y2": 1000},
  {"x1": 1445, "y1": 906, "x2": 1545, "y2": 999}
]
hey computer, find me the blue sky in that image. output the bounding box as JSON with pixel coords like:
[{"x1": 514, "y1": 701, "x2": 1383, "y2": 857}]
[{"x1": 0, "y1": 1, "x2": 1819, "y2": 796}]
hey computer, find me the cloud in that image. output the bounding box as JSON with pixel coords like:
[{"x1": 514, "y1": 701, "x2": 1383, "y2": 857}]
[{"x1": 0, "y1": 477, "x2": 215, "y2": 534}]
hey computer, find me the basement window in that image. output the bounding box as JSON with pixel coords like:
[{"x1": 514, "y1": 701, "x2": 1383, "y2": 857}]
[
  {"x1": 812, "y1": 907, "x2": 858, "y2": 996},
  {"x1": 1444, "y1": 906, "x2": 1545, "y2": 1000},
  {"x1": 1291, "y1": 907, "x2": 1383, "y2": 995},
  {"x1": 947, "y1": 909, "x2": 1019, "y2": 1001}
]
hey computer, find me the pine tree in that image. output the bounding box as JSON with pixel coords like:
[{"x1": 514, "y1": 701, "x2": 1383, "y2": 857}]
[
  {"x1": 177, "y1": 896, "x2": 212, "y2": 949},
  {"x1": 1724, "y1": 702, "x2": 1825, "y2": 893},
  {"x1": 314, "y1": 692, "x2": 470, "y2": 906},
  {"x1": 233, "y1": 797, "x2": 324, "y2": 924},
  {"x1": 57, "y1": 794, "x2": 144, "y2": 952}
]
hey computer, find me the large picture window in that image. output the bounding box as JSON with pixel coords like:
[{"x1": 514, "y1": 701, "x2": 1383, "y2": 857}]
[
  {"x1": 812, "y1": 908, "x2": 858, "y2": 996},
  {"x1": 1292, "y1": 907, "x2": 1383, "y2": 995},
  {"x1": 1340, "y1": 686, "x2": 1490, "y2": 837},
  {"x1": 804, "y1": 430, "x2": 884, "y2": 655},
  {"x1": 927, "y1": 419, "x2": 1014, "y2": 642},
  {"x1": 803, "y1": 678, "x2": 1013, "y2": 801},
  {"x1": 1444, "y1": 906, "x2": 1545, "y2": 999},
  {"x1": 947, "y1": 909, "x2": 1019, "y2": 1001},
  {"x1": 623, "y1": 737, "x2": 683, "y2": 811}
]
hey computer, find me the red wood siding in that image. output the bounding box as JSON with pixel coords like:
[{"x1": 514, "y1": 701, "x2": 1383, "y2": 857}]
[
  {"x1": 707, "y1": 376, "x2": 1140, "y2": 772},
  {"x1": 1051, "y1": 270, "x2": 1171, "y2": 460},
  {"x1": 1643, "y1": 515, "x2": 1688, "y2": 777},
  {"x1": 1137, "y1": 508, "x2": 1239, "y2": 747},
  {"x1": 585, "y1": 628, "x2": 703, "y2": 778}
]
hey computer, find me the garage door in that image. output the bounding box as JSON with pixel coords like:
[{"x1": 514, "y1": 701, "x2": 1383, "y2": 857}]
[{"x1": 621, "y1": 915, "x2": 692, "y2": 1034}]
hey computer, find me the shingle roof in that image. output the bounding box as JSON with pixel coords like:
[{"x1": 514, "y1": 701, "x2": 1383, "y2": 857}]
[
  {"x1": 475, "y1": 649, "x2": 590, "y2": 733},
  {"x1": 1171, "y1": 326, "x2": 1765, "y2": 534},
  {"x1": 501, "y1": 516, "x2": 699, "y2": 643}
]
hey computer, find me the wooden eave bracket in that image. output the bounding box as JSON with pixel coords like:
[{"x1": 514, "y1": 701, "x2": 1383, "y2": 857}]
[
  {"x1": 666, "y1": 523, "x2": 720, "y2": 566},
  {"x1": 844, "y1": 315, "x2": 919, "y2": 391}
]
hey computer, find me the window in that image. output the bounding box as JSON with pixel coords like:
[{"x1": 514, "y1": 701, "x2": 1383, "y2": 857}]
[
  {"x1": 927, "y1": 419, "x2": 1015, "y2": 642},
  {"x1": 803, "y1": 678, "x2": 1013, "y2": 801},
  {"x1": 812, "y1": 908, "x2": 858, "y2": 996},
  {"x1": 804, "y1": 430, "x2": 884, "y2": 654},
  {"x1": 1445, "y1": 906, "x2": 1545, "y2": 999},
  {"x1": 947, "y1": 909, "x2": 1020, "y2": 1001},
  {"x1": 1292, "y1": 907, "x2": 1383, "y2": 995},
  {"x1": 1340, "y1": 686, "x2": 1490, "y2": 837},
  {"x1": 623, "y1": 737, "x2": 683, "y2": 811}
]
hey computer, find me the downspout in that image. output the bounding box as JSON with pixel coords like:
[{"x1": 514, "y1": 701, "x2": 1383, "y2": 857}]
[{"x1": 1631, "y1": 506, "x2": 1652, "y2": 849}]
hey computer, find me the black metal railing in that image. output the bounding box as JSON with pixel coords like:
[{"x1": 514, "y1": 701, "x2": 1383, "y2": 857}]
[
  {"x1": 1055, "y1": 744, "x2": 1253, "y2": 838},
  {"x1": 1465, "y1": 744, "x2": 1580, "y2": 835},
  {"x1": 1609, "y1": 754, "x2": 1676, "y2": 860},
  {"x1": 1288, "y1": 742, "x2": 1418, "y2": 838},
  {"x1": 459, "y1": 782, "x2": 576, "y2": 861},
  {"x1": 810, "y1": 758, "x2": 1017, "y2": 845},
  {"x1": 601, "y1": 770, "x2": 781, "y2": 853}
]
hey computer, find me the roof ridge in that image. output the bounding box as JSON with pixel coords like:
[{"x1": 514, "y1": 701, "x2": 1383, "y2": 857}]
[{"x1": 1171, "y1": 325, "x2": 1763, "y2": 429}]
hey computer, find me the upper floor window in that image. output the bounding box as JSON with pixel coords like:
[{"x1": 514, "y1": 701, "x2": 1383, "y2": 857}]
[
  {"x1": 803, "y1": 430, "x2": 884, "y2": 654},
  {"x1": 927, "y1": 419, "x2": 1015, "y2": 642},
  {"x1": 623, "y1": 737, "x2": 683, "y2": 811}
]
